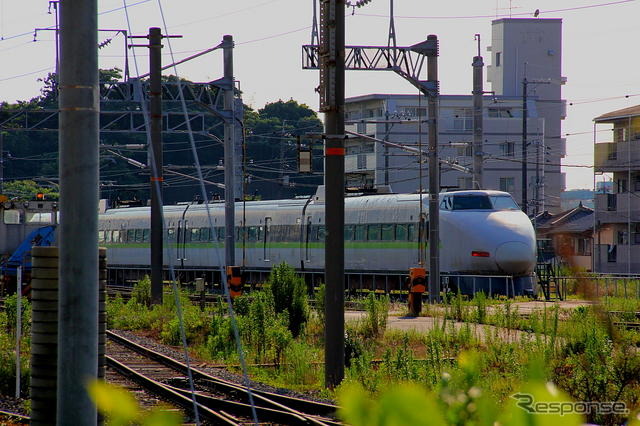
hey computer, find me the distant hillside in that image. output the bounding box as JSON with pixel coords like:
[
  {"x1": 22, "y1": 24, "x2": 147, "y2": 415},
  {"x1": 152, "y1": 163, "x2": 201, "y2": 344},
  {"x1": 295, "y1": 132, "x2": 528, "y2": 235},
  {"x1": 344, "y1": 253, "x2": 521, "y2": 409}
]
[{"x1": 560, "y1": 189, "x2": 594, "y2": 210}]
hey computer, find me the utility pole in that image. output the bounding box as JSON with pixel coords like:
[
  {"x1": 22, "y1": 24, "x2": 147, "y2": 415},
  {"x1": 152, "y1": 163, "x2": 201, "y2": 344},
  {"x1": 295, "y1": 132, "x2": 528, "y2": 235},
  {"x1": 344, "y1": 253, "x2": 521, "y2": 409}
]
[
  {"x1": 320, "y1": 0, "x2": 345, "y2": 389},
  {"x1": 427, "y1": 35, "x2": 441, "y2": 303},
  {"x1": 472, "y1": 34, "x2": 484, "y2": 189},
  {"x1": 280, "y1": 120, "x2": 287, "y2": 196},
  {"x1": 223, "y1": 35, "x2": 236, "y2": 268},
  {"x1": 57, "y1": 0, "x2": 99, "y2": 424},
  {"x1": 0, "y1": 133, "x2": 3, "y2": 194},
  {"x1": 384, "y1": 110, "x2": 390, "y2": 186},
  {"x1": 149, "y1": 27, "x2": 163, "y2": 305},
  {"x1": 129, "y1": 28, "x2": 180, "y2": 305},
  {"x1": 521, "y1": 76, "x2": 528, "y2": 214}
]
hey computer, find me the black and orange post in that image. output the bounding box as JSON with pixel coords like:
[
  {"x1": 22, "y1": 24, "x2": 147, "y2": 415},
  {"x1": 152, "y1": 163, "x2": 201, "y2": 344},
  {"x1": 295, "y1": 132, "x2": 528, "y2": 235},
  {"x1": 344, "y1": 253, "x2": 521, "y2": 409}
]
[
  {"x1": 226, "y1": 266, "x2": 243, "y2": 299},
  {"x1": 407, "y1": 267, "x2": 427, "y2": 316}
]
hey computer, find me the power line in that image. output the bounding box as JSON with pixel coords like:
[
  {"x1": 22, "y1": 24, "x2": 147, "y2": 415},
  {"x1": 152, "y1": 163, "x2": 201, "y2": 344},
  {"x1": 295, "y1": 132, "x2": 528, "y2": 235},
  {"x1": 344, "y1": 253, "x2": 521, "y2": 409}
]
[{"x1": 356, "y1": 0, "x2": 636, "y2": 20}]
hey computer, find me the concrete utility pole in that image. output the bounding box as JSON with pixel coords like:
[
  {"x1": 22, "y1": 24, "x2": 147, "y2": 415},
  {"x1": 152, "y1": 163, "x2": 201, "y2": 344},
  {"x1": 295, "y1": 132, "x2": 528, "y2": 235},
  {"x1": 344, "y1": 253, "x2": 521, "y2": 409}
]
[
  {"x1": 57, "y1": 0, "x2": 99, "y2": 423},
  {"x1": 149, "y1": 27, "x2": 164, "y2": 305},
  {"x1": 320, "y1": 0, "x2": 345, "y2": 389},
  {"x1": 427, "y1": 35, "x2": 441, "y2": 304},
  {"x1": 384, "y1": 110, "x2": 390, "y2": 186},
  {"x1": 0, "y1": 133, "x2": 4, "y2": 194},
  {"x1": 472, "y1": 34, "x2": 484, "y2": 189},
  {"x1": 223, "y1": 35, "x2": 236, "y2": 268},
  {"x1": 522, "y1": 76, "x2": 528, "y2": 214}
]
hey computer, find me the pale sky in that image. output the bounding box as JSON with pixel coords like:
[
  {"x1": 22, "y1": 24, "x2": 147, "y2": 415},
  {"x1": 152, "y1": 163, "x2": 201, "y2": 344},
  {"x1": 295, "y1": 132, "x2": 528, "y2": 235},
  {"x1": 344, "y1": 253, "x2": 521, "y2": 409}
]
[{"x1": 0, "y1": 0, "x2": 638, "y2": 190}]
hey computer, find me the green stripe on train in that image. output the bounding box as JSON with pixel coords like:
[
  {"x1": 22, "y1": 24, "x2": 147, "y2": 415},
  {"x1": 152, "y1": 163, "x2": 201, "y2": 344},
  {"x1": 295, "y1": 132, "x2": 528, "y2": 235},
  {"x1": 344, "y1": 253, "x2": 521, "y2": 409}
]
[{"x1": 102, "y1": 241, "x2": 425, "y2": 249}]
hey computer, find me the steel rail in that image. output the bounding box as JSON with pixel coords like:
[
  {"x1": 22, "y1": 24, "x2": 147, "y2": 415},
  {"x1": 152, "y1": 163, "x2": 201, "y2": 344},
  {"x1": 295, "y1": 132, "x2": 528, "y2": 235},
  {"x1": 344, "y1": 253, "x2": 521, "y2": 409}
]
[
  {"x1": 0, "y1": 409, "x2": 29, "y2": 423},
  {"x1": 162, "y1": 382, "x2": 329, "y2": 425},
  {"x1": 107, "y1": 330, "x2": 338, "y2": 419},
  {"x1": 106, "y1": 356, "x2": 238, "y2": 424}
]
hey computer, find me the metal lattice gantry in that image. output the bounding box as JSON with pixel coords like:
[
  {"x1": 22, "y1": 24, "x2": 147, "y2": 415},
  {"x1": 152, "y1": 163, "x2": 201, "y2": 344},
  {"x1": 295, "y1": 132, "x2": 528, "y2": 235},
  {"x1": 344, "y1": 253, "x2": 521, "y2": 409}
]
[
  {"x1": 0, "y1": 79, "x2": 237, "y2": 135},
  {"x1": 302, "y1": 39, "x2": 439, "y2": 106}
]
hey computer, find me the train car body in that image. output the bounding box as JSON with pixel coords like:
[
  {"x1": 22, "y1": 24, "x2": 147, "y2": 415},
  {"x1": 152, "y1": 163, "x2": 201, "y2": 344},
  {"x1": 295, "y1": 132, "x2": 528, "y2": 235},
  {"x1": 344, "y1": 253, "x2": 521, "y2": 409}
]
[{"x1": 99, "y1": 188, "x2": 537, "y2": 295}]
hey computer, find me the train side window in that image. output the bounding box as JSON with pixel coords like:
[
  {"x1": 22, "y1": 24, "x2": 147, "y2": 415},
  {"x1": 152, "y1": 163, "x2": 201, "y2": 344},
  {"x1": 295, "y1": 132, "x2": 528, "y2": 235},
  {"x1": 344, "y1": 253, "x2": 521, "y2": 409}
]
[
  {"x1": 105, "y1": 230, "x2": 112, "y2": 244},
  {"x1": 217, "y1": 227, "x2": 225, "y2": 240},
  {"x1": 191, "y1": 228, "x2": 200, "y2": 242},
  {"x1": 113, "y1": 230, "x2": 121, "y2": 243},
  {"x1": 3, "y1": 210, "x2": 21, "y2": 224},
  {"x1": 167, "y1": 228, "x2": 176, "y2": 242},
  {"x1": 344, "y1": 224, "x2": 355, "y2": 241},
  {"x1": 248, "y1": 226, "x2": 257, "y2": 242},
  {"x1": 407, "y1": 224, "x2": 416, "y2": 242},
  {"x1": 309, "y1": 225, "x2": 319, "y2": 242},
  {"x1": 367, "y1": 224, "x2": 381, "y2": 241},
  {"x1": 142, "y1": 228, "x2": 150, "y2": 243},
  {"x1": 381, "y1": 224, "x2": 394, "y2": 241},
  {"x1": 98, "y1": 230, "x2": 105, "y2": 243},
  {"x1": 354, "y1": 224, "x2": 366, "y2": 241},
  {"x1": 126, "y1": 229, "x2": 135, "y2": 243},
  {"x1": 201, "y1": 227, "x2": 210, "y2": 242},
  {"x1": 135, "y1": 229, "x2": 143, "y2": 243},
  {"x1": 396, "y1": 224, "x2": 408, "y2": 241},
  {"x1": 317, "y1": 225, "x2": 326, "y2": 241}
]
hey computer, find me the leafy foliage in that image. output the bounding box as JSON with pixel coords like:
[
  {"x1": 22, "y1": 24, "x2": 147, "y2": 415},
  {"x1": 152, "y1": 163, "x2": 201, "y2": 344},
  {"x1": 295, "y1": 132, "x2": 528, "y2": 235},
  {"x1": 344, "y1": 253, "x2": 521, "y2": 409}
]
[
  {"x1": 2, "y1": 179, "x2": 58, "y2": 201},
  {"x1": 268, "y1": 262, "x2": 309, "y2": 338},
  {"x1": 131, "y1": 275, "x2": 152, "y2": 306},
  {"x1": 89, "y1": 380, "x2": 182, "y2": 425}
]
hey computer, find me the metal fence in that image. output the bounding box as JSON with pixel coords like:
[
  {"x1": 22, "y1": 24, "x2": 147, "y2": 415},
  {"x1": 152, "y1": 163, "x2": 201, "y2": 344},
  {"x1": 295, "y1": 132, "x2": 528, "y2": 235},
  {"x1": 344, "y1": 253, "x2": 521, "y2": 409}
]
[{"x1": 557, "y1": 274, "x2": 640, "y2": 299}]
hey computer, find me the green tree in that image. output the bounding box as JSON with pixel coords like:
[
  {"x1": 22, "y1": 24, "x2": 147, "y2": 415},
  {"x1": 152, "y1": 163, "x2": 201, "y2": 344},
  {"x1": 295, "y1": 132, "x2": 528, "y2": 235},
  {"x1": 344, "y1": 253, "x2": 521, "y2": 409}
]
[
  {"x1": 244, "y1": 99, "x2": 323, "y2": 199},
  {"x1": 2, "y1": 179, "x2": 58, "y2": 200}
]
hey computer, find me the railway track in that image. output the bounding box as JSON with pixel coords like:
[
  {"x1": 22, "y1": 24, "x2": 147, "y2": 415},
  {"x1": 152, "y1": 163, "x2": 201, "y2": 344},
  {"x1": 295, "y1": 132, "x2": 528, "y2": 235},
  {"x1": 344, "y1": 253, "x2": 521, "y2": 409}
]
[
  {"x1": 107, "y1": 330, "x2": 339, "y2": 425},
  {"x1": 0, "y1": 409, "x2": 29, "y2": 424}
]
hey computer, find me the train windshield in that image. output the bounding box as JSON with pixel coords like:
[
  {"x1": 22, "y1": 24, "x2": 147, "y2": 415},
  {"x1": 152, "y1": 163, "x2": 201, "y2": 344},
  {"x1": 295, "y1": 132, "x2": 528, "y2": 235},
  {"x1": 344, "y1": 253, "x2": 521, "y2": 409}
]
[
  {"x1": 447, "y1": 194, "x2": 520, "y2": 211},
  {"x1": 451, "y1": 195, "x2": 493, "y2": 210},
  {"x1": 489, "y1": 195, "x2": 520, "y2": 210}
]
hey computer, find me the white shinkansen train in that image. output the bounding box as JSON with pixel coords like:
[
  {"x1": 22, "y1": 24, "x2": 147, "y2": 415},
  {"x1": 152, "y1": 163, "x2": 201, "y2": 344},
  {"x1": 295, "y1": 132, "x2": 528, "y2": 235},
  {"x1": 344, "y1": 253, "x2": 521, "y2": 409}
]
[{"x1": 98, "y1": 188, "x2": 537, "y2": 295}]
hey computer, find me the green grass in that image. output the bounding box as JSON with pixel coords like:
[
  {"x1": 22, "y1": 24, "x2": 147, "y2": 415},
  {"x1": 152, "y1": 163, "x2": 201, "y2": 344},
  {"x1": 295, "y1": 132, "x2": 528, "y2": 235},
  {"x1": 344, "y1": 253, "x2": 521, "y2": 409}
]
[{"x1": 101, "y1": 271, "x2": 640, "y2": 424}]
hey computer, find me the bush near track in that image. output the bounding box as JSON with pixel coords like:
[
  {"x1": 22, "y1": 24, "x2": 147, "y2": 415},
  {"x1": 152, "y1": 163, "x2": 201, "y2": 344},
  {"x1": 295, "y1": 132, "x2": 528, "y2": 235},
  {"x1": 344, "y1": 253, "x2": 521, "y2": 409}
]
[{"x1": 95, "y1": 269, "x2": 640, "y2": 424}]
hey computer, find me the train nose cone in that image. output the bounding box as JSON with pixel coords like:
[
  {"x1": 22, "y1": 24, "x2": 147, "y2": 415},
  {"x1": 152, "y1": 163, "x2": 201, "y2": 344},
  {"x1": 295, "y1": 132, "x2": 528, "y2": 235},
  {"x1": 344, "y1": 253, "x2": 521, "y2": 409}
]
[{"x1": 495, "y1": 242, "x2": 534, "y2": 274}]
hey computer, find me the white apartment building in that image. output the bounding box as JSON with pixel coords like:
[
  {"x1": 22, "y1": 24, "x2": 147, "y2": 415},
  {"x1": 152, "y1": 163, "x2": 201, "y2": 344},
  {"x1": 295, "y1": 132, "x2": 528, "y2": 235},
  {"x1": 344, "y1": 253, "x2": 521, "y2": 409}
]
[{"x1": 344, "y1": 18, "x2": 566, "y2": 213}]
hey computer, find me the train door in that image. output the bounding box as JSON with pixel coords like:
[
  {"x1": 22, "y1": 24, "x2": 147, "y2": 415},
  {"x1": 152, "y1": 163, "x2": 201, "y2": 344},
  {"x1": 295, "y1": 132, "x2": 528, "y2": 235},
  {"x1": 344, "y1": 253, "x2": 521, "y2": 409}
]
[
  {"x1": 304, "y1": 216, "x2": 312, "y2": 263},
  {"x1": 176, "y1": 204, "x2": 191, "y2": 268},
  {"x1": 263, "y1": 217, "x2": 272, "y2": 262},
  {"x1": 177, "y1": 219, "x2": 188, "y2": 267},
  {"x1": 418, "y1": 213, "x2": 428, "y2": 264}
]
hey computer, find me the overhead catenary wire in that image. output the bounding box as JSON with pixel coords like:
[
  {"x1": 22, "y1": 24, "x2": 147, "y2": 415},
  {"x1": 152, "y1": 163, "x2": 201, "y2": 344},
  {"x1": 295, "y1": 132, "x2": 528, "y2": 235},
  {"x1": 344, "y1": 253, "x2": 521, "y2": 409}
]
[
  {"x1": 122, "y1": 1, "x2": 202, "y2": 423},
  {"x1": 151, "y1": 2, "x2": 259, "y2": 423}
]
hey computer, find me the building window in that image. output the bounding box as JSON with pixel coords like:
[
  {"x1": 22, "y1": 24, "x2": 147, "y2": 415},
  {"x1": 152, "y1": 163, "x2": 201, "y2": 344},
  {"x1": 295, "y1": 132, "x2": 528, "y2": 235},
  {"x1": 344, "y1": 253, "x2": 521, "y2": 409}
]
[
  {"x1": 453, "y1": 108, "x2": 472, "y2": 131},
  {"x1": 607, "y1": 244, "x2": 617, "y2": 263},
  {"x1": 617, "y1": 230, "x2": 628, "y2": 245},
  {"x1": 500, "y1": 142, "x2": 515, "y2": 157},
  {"x1": 400, "y1": 106, "x2": 427, "y2": 118},
  {"x1": 607, "y1": 193, "x2": 617, "y2": 211},
  {"x1": 457, "y1": 177, "x2": 472, "y2": 189},
  {"x1": 457, "y1": 144, "x2": 473, "y2": 157},
  {"x1": 357, "y1": 154, "x2": 367, "y2": 170},
  {"x1": 488, "y1": 107, "x2": 513, "y2": 118},
  {"x1": 617, "y1": 178, "x2": 628, "y2": 194},
  {"x1": 576, "y1": 238, "x2": 592, "y2": 256},
  {"x1": 499, "y1": 177, "x2": 515, "y2": 193},
  {"x1": 633, "y1": 223, "x2": 640, "y2": 244},
  {"x1": 613, "y1": 127, "x2": 626, "y2": 143},
  {"x1": 496, "y1": 52, "x2": 501, "y2": 67}
]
